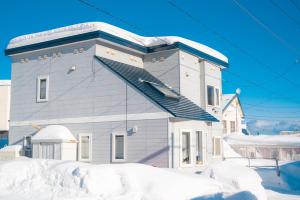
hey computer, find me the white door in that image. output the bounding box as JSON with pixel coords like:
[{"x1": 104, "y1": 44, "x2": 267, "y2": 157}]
[
  {"x1": 195, "y1": 131, "x2": 207, "y2": 165},
  {"x1": 41, "y1": 143, "x2": 55, "y2": 159}
]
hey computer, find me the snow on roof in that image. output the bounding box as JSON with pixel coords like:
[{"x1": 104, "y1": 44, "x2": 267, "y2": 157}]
[
  {"x1": 31, "y1": 125, "x2": 76, "y2": 143},
  {"x1": 0, "y1": 145, "x2": 22, "y2": 152},
  {"x1": 222, "y1": 94, "x2": 236, "y2": 110},
  {"x1": 225, "y1": 134, "x2": 300, "y2": 147},
  {"x1": 7, "y1": 22, "x2": 228, "y2": 63},
  {"x1": 0, "y1": 80, "x2": 11, "y2": 86}
]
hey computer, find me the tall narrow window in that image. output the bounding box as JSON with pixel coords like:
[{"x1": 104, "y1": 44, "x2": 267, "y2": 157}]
[
  {"x1": 215, "y1": 88, "x2": 220, "y2": 106},
  {"x1": 230, "y1": 121, "x2": 236, "y2": 133},
  {"x1": 207, "y1": 85, "x2": 214, "y2": 106},
  {"x1": 213, "y1": 137, "x2": 221, "y2": 156},
  {"x1": 37, "y1": 75, "x2": 49, "y2": 102},
  {"x1": 222, "y1": 120, "x2": 227, "y2": 134},
  {"x1": 195, "y1": 131, "x2": 203, "y2": 165},
  {"x1": 112, "y1": 133, "x2": 126, "y2": 162},
  {"x1": 79, "y1": 134, "x2": 92, "y2": 162},
  {"x1": 181, "y1": 131, "x2": 191, "y2": 165}
]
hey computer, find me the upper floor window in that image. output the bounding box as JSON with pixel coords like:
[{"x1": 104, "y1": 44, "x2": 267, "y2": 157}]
[
  {"x1": 207, "y1": 85, "x2": 214, "y2": 106},
  {"x1": 37, "y1": 75, "x2": 49, "y2": 102}
]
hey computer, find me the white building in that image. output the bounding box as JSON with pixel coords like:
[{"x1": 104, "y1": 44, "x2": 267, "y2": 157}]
[
  {"x1": 222, "y1": 94, "x2": 248, "y2": 135},
  {"x1": 0, "y1": 80, "x2": 10, "y2": 148}
]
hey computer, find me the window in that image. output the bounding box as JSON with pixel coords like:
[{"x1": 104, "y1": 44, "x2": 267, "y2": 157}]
[
  {"x1": 213, "y1": 137, "x2": 221, "y2": 156},
  {"x1": 112, "y1": 133, "x2": 126, "y2": 162},
  {"x1": 230, "y1": 121, "x2": 236, "y2": 133},
  {"x1": 195, "y1": 131, "x2": 203, "y2": 165},
  {"x1": 215, "y1": 88, "x2": 220, "y2": 106},
  {"x1": 145, "y1": 81, "x2": 179, "y2": 99},
  {"x1": 79, "y1": 134, "x2": 92, "y2": 162},
  {"x1": 222, "y1": 120, "x2": 227, "y2": 134},
  {"x1": 207, "y1": 85, "x2": 214, "y2": 106},
  {"x1": 181, "y1": 131, "x2": 191, "y2": 165},
  {"x1": 37, "y1": 75, "x2": 49, "y2": 102}
]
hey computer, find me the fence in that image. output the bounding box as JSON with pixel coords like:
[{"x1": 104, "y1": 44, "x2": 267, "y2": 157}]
[{"x1": 229, "y1": 144, "x2": 300, "y2": 161}]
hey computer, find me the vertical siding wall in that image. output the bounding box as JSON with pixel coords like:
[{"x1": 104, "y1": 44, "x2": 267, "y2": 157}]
[
  {"x1": 9, "y1": 40, "x2": 170, "y2": 167},
  {"x1": 144, "y1": 49, "x2": 180, "y2": 92}
]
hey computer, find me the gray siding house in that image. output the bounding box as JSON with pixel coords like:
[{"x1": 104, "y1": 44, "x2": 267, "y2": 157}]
[{"x1": 5, "y1": 22, "x2": 228, "y2": 168}]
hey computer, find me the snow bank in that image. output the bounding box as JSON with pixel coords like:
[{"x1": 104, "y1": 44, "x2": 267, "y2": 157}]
[
  {"x1": 203, "y1": 160, "x2": 267, "y2": 200},
  {"x1": 224, "y1": 134, "x2": 300, "y2": 147},
  {"x1": 0, "y1": 159, "x2": 235, "y2": 200},
  {"x1": 31, "y1": 125, "x2": 76, "y2": 142},
  {"x1": 223, "y1": 140, "x2": 241, "y2": 158},
  {"x1": 7, "y1": 22, "x2": 228, "y2": 63}
]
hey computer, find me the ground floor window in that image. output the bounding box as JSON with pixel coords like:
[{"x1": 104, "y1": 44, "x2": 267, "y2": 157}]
[
  {"x1": 223, "y1": 120, "x2": 227, "y2": 134},
  {"x1": 195, "y1": 131, "x2": 203, "y2": 165},
  {"x1": 230, "y1": 121, "x2": 236, "y2": 133},
  {"x1": 79, "y1": 134, "x2": 92, "y2": 162},
  {"x1": 112, "y1": 133, "x2": 126, "y2": 162},
  {"x1": 181, "y1": 131, "x2": 191, "y2": 165},
  {"x1": 213, "y1": 137, "x2": 221, "y2": 156}
]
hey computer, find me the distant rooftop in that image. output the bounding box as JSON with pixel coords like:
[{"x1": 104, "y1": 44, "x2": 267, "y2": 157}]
[{"x1": 6, "y1": 22, "x2": 228, "y2": 65}]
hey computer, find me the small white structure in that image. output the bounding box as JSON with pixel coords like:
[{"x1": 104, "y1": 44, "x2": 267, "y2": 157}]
[
  {"x1": 222, "y1": 94, "x2": 248, "y2": 135},
  {"x1": 0, "y1": 145, "x2": 22, "y2": 160},
  {"x1": 31, "y1": 125, "x2": 77, "y2": 160}
]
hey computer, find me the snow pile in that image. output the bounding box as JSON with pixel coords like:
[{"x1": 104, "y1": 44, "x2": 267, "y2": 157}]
[
  {"x1": 203, "y1": 160, "x2": 267, "y2": 200},
  {"x1": 7, "y1": 22, "x2": 228, "y2": 63},
  {"x1": 224, "y1": 134, "x2": 300, "y2": 147},
  {"x1": 223, "y1": 140, "x2": 241, "y2": 158},
  {"x1": 0, "y1": 159, "x2": 233, "y2": 200},
  {"x1": 31, "y1": 125, "x2": 76, "y2": 142}
]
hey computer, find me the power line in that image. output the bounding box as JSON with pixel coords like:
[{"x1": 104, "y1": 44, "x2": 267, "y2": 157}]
[
  {"x1": 231, "y1": 0, "x2": 300, "y2": 55},
  {"x1": 289, "y1": 0, "x2": 300, "y2": 12},
  {"x1": 167, "y1": 0, "x2": 300, "y2": 104},
  {"x1": 270, "y1": 0, "x2": 300, "y2": 27}
]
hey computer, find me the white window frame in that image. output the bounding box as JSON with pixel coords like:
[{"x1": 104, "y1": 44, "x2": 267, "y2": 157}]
[
  {"x1": 37, "y1": 75, "x2": 49, "y2": 102},
  {"x1": 179, "y1": 129, "x2": 193, "y2": 167},
  {"x1": 111, "y1": 132, "x2": 127, "y2": 162},
  {"x1": 212, "y1": 136, "x2": 222, "y2": 157},
  {"x1": 78, "y1": 133, "x2": 92, "y2": 162}
]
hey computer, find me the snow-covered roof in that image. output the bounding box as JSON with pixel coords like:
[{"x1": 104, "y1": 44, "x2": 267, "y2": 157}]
[
  {"x1": 222, "y1": 94, "x2": 236, "y2": 111},
  {"x1": 31, "y1": 125, "x2": 76, "y2": 143},
  {"x1": 0, "y1": 80, "x2": 11, "y2": 86},
  {"x1": 225, "y1": 134, "x2": 300, "y2": 147},
  {"x1": 7, "y1": 22, "x2": 228, "y2": 64}
]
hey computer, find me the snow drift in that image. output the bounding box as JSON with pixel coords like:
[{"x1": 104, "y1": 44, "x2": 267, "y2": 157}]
[{"x1": 0, "y1": 158, "x2": 267, "y2": 200}]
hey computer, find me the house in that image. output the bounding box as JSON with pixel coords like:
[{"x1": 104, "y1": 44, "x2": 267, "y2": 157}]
[
  {"x1": 0, "y1": 80, "x2": 10, "y2": 148},
  {"x1": 222, "y1": 94, "x2": 248, "y2": 135},
  {"x1": 5, "y1": 22, "x2": 228, "y2": 168}
]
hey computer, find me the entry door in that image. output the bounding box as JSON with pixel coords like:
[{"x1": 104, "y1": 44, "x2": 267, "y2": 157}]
[
  {"x1": 181, "y1": 131, "x2": 191, "y2": 165},
  {"x1": 195, "y1": 131, "x2": 207, "y2": 165},
  {"x1": 41, "y1": 143, "x2": 55, "y2": 159}
]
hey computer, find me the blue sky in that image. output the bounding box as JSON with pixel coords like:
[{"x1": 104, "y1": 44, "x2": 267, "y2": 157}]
[{"x1": 1, "y1": 0, "x2": 300, "y2": 134}]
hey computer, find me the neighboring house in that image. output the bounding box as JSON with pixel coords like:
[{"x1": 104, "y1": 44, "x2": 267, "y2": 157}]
[
  {"x1": 5, "y1": 22, "x2": 228, "y2": 168},
  {"x1": 222, "y1": 94, "x2": 248, "y2": 135},
  {"x1": 0, "y1": 80, "x2": 10, "y2": 148}
]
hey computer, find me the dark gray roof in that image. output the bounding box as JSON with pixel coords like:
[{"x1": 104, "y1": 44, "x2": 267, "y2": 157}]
[{"x1": 95, "y1": 56, "x2": 218, "y2": 122}]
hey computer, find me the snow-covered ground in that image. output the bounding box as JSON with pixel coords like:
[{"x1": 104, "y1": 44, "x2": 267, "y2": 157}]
[
  {"x1": 223, "y1": 140, "x2": 300, "y2": 200},
  {"x1": 0, "y1": 157, "x2": 265, "y2": 200}
]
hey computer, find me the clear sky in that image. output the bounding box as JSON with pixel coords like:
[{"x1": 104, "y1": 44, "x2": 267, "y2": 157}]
[{"x1": 0, "y1": 0, "x2": 300, "y2": 134}]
